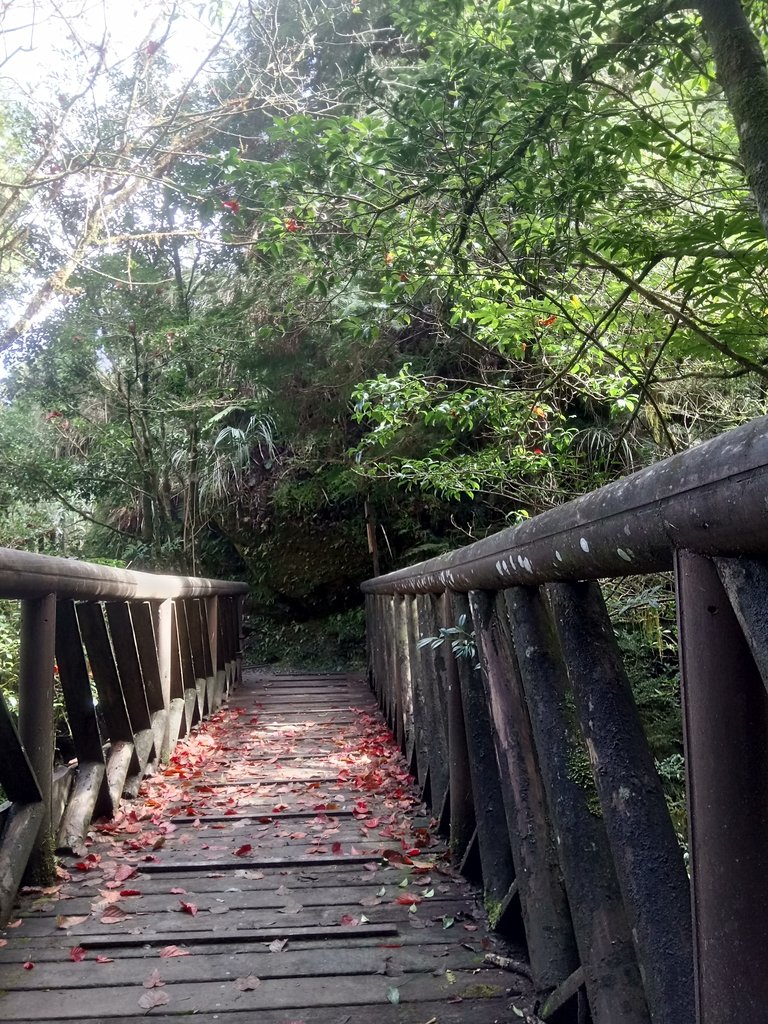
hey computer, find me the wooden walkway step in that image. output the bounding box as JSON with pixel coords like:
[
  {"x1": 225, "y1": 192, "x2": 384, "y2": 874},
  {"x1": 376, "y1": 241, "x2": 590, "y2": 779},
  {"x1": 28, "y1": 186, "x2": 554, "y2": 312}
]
[{"x1": 0, "y1": 670, "x2": 529, "y2": 1022}]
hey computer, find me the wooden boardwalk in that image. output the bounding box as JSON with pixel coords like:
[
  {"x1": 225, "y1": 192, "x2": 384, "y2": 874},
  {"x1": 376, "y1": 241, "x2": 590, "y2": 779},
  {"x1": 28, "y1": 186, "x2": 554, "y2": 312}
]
[{"x1": 0, "y1": 671, "x2": 528, "y2": 1023}]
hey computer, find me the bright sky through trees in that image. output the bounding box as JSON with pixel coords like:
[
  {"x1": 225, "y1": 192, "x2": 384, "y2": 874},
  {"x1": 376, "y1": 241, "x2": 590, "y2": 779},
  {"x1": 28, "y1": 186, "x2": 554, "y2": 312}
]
[{"x1": 0, "y1": 0, "x2": 232, "y2": 95}]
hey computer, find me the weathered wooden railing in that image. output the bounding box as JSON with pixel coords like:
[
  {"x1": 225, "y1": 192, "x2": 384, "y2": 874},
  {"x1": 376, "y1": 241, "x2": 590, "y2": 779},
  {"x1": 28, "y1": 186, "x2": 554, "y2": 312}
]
[
  {"x1": 0, "y1": 550, "x2": 247, "y2": 925},
  {"x1": 363, "y1": 414, "x2": 768, "y2": 1024}
]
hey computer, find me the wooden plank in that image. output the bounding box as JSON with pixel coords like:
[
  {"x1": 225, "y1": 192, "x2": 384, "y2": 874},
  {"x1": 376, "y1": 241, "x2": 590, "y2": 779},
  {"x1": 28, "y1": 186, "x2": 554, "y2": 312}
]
[
  {"x1": 0, "y1": 1004, "x2": 509, "y2": 1024},
  {"x1": 24, "y1": 881, "x2": 459, "y2": 918},
  {"x1": 0, "y1": 942, "x2": 484, "y2": 989},
  {"x1": 138, "y1": 853, "x2": 383, "y2": 873},
  {"x1": 0, "y1": 924, "x2": 476, "y2": 960},
  {"x1": 0, "y1": 1004, "x2": 510, "y2": 1024},
  {"x1": 71, "y1": 922, "x2": 399, "y2": 946},
  {"x1": 170, "y1": 809, "x2": 356, "y2": 823},
  {"x1": 0, "y1": 970, "x2": 514, "y2": 1020}
]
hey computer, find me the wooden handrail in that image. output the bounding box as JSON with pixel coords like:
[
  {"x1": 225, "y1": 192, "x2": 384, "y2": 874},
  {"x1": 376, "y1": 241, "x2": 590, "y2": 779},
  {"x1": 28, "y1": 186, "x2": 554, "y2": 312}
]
[
  {"x1": 0, "y1": 547, "x2": 249, "y2": 600},
  {"x1": 363, "y1": 414, "x2": 768, "y2": 1024},
  {"x1": 0, "y1": 551, "x2": 246, "y2": 928}
]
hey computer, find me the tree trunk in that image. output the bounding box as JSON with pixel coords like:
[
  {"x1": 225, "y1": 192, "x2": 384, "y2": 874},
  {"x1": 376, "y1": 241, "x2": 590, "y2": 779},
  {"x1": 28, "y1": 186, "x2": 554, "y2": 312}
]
[{"x1": 697, "y1": 0, "x2": 768, "y2": 240}]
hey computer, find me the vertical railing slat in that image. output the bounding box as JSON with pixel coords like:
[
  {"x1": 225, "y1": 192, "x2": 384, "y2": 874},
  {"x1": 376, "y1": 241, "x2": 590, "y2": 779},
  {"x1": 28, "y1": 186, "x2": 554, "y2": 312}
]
[
  {"x1": 675, "y1": 551, "x2": 768, "y2": 1023},
  {"x1": 469, "y1": 588, "x2": 577, "y2": 990},
  {"x1": 130, "y1": 602, "x2": 169, "y2": 763},
  {"x1": 505, "y1": 585, "x2": 650, "y2": 1024},
  {"x1": 56, "y1": 599, "x2": 111, "y2": 849},
  {"x1": 413, "y1": 593, "x2": 450, "y2": 819},
  {"x1": 449, "y1": 592, "x2": 517, "y2": 915},
  {"x1": 18, "y1": 594, "x2": 56, "y2": 880},
  {"x1": 106, "y1": 602, "x2": 157, "y2": 771},
  {"x1": 549, "y1": 580, "x2": 694, "y2": 1024},
  {"x1": 438, "y1": 592, "x2": 476, "y2": 863},
  {"x1": 76, "y1": 601, "x2": 140, "y2": 806}
]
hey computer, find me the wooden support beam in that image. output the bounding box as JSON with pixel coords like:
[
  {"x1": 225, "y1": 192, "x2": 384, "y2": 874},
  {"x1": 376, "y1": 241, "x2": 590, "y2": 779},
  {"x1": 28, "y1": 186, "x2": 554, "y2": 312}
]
[
  {"x1": 403, "y1": 594, "x2": 431, "y2": 791},
  {"x1": 203, "y1": 597, "x2": 220, "y2": 712},
  {"x1": 18, "y1": 594, "x2": 56, "y2": 879},
  {"x1": 174, "y1": 599, "x2": 201, "y2": 732},
  {"x1": 505, "y1": 585, "x2": 650, "y2": 1024},
  {"x1": 129, "y1": 601, "x2": 168, "y2": 763},
  {"x1": 166, "y1": 600, "x2": 187, "y2": 747},
  {"x1": 57, "y1": 763, "x2": 107, "y2": 852},
  {"x1": 675, "y1": 551, "x2": 768, "y2": 1024},
  {"x1": 413, "y1": 594, "x2": 450, "y2": 815},
  {"x1": 449, "y1": 592, "x2": 516, "y2": 915},
  {"x1": 393, "y1": 595, "x2": 415, "y2": 764},
  {"x1": 469, "y1": 589, "x2": 576, "y2": 989},
  {"x1": 0, "y1": 691, "x2": 42, "y2": 805},
  {"x1": 549, "y1": 580, "x2": 693, "y2": 1024},
  {"x1": 186, "y1": 599, "x2": 209, "y2": 718},
  {"x1": 105, "y1": 601, "x2": 156, "y2": 770},
  {"x1": 0, "y1": 802, "x2": 44, "y2": 926},
  {"x1": 438, "y1": 592, "x2": 476, "y2": 864}
]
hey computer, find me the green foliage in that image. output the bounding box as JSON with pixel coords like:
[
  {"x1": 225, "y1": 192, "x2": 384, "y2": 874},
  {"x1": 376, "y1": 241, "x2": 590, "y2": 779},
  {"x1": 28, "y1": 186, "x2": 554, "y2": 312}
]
[
  {"x1": 3, "y1": 0, "x2": 768, "y2": 671},
  {"x1": 244, "y1": 607, "x2": 366, "y2": 669},
  {"x1": 0, "y1": 602, "x2": 20, "y2": 711},
  {"x1": 606, "y1": 576, "x2": 686, "y2": 844}
]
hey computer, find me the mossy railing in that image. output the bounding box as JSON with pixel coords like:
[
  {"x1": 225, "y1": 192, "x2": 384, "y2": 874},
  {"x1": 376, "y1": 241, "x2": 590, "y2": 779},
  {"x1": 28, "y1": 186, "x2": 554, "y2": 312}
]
[
  {"x1": 0, "y1": 550, "x2": 246, "y2": 925},
  {"x1": 363, "y1": 414, "x2": 768, "y2": 1024}
]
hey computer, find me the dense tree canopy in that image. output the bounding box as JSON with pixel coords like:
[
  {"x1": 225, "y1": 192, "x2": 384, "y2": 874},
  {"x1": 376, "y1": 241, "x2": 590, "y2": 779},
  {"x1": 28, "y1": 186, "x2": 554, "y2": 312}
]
[{"x1": 2, "y1": 0, "x2": 768, "y2": 654}]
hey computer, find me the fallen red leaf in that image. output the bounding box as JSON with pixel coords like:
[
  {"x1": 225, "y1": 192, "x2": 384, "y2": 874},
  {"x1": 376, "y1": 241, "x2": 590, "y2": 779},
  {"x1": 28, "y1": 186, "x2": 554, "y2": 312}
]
[
  {"x1": 95, "y1": 955, "x2": 114, "y2": 964},
  {"x1": 234, "y1": 844, "x2": 252, "y2": 857},
  {"x1": 23, "y1": 961, "x2": 34, "y2": 970},
  {"x1": 138, "y1": 990, "x2": 170, "y2": 1009},
  {"x1": 159, "y1": 945, "x2": 190, "y2": 958},
  {"x1": 101, "y1": 906, "x2": 130, "y2": 924},
  {"x1": 179, "y1": 899, "x2": 198, "y2": 916},
  {"x1": 69, "y1": 946, "x2": 86, "y2": 962}
]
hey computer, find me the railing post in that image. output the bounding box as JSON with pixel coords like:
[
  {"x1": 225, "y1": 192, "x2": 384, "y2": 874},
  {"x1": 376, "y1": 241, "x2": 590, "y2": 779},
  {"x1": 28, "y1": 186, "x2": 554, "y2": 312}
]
[
  {"x1": 393, "y1": 594, "x2": 415, "y2": 766},
  {"x1": 413, "y1": 593, "x2": 450, "y2": 817},
  {"x1": 56, "y1": 600, "x2": 111, "y2": 849},
  {"x1": 18, "y1": 594, "x2": 56, "y2": 883},
  {"x1": 549, "y1": 580, "x2": 694, "y2": 1024},
  {"x1": 205, "y1": 595, "x2": 224, "y2": 710},
  {"x1": 155, "y1": 598, "x2": 182, "y2": 758},
  {"x1": 506, "y1": 585, "x2": 650, "y2": 1024},
  {"x1": 675, "y1": 551, "x2": 768, "y2": 1024},
  {"x1": 449, "y1": 592, "x2": 516, "y2": 917},
  {"x1": 469, "y1": 588, "x2": 577, "y2": 989},
  {"x1": 438, "y1": 591, "x2": 476, "y2": 864}
]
